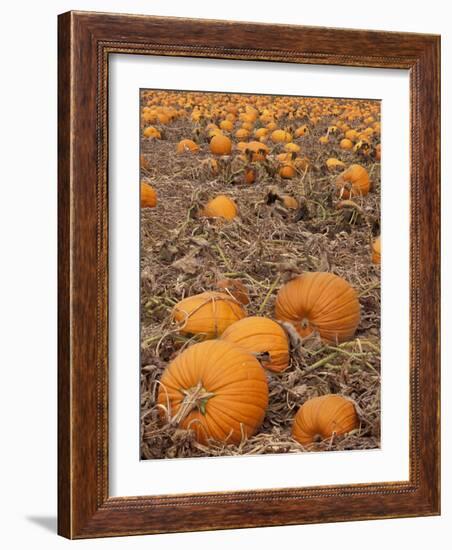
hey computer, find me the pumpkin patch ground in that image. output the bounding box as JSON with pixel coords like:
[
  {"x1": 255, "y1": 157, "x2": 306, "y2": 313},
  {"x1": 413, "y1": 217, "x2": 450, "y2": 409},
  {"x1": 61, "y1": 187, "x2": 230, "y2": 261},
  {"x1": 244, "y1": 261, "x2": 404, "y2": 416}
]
[{"x1": 140, "y1": 90, "x2": 381, "y2": 459}]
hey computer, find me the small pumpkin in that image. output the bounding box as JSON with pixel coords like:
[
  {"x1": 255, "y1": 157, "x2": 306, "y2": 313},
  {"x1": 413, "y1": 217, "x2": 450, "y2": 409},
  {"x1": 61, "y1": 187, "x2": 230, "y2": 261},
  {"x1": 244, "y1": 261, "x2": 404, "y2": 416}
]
[
  {"x1": 177, "y1": 139, "x2": 199, "y2": 154},
  {"x1": 244, "y1": 166, "x2": 256, "y2": 184},
  {"x1": 157, "y1": 340, "x2": 268, "y2": 445},
  {"x1": 275, "y1": 272, "x2": 360, "y2": 343},
  {"x1": 172, "y1": 291, "x2": 246, "y2": 338},
  {"x1": 245, "y1": 141, "x2": 270, "y2": 162},
  {"x1": 372, "y1": 236, "x2": 381, "y2": 265},
  {"x1": 279, "y1": 164, "x2": 296, "y2": 179},
  {"x1": 210, "y1": 134, "x2": 232, "y2": 156},
  {"x1": 282, "y1": 195, "x2": 299, "y2": 209},
  {"x1": 326, "y1": 158, "x2": 345, "y2": 172},
  {"x1": 339, "y1": 138, "x2": 353, "y2": 150},
  {"x1": 140, "y1": 181, "x2": 157, "y2": 208},
  {"x1": 200, "y1": 195, "x2": 238, "y2": 220},
  {"x1": 219, "y1": 119, "x2": 234, "y2": 132},
  {"x1": 271, "y1": 129, "x2": 292, "y2": 143},
  {"x1": 335, "y1": 164, "x2": 371, "y2": 198},
  {"x1": 292, "y1": 394, "x2": 359, "y2": 445},
  {"x1": 221, "y1": 316, "x2": 290, "y2": 373},
  {"x1": 216, "y1": 278, "x2": 250, "y2": 305},
  {"x1": 143, "y1": 126, "x2": 161, "y2": 139},
  {"x1": 284, "y1": 142, "x2": 301, "y2": 153}
]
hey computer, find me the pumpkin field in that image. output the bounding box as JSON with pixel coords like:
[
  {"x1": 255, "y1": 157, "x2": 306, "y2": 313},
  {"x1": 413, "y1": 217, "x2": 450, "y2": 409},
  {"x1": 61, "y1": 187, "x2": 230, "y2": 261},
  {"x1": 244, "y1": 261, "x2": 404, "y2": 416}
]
[{"x1": 140, "y1": 90, "x2": 381, "y2": 460}]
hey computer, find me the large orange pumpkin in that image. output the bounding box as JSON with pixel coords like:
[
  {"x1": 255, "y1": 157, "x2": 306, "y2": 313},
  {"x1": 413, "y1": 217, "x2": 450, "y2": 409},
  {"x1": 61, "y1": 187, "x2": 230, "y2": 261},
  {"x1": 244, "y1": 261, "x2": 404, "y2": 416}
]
[
  {"x1": 221, "y1": 316, "x2": 290, "y2": 373},
  {"x1": 157, "y1": 340, "x2": 268, "y2": 445},
  {"x1": 210, "y1": 134, "x2": 232, "y2": 155},
  {"x1": 172, "y1": 291, "x2": 246, "y2": 338},
  {"x1": 292, "y1": 394, "x2": 359, "y2": 445},
  {"x1": 335, "y1": 164, "x2": 371, "y2": 198},
  {"x1": 274, "y1": 272, "x2": 360, "y2": 343},
  {"x1": 140, "y1": 181, "x2": 157, "y2": 208},
  {"x1": 200, "y1": 195, "x2": 238, "y2": 220}
]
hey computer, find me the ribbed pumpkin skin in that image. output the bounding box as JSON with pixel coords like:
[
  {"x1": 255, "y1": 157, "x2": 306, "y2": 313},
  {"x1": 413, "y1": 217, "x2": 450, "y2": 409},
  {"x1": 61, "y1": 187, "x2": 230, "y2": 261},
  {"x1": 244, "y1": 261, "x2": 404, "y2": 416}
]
[
  {"x1": 140, "y1": 181, "x2": 157, "y2": 208},
  {"x1": 157, "y1": 340, "x2": 269, "y2": 445},
  {"x1": 372, "y1": 236, "x2": 381, "y2": 264},
  {"x1": 292, "y1": 394, "x2": 359, "y2": 445},
  {"x1": 274, "y1": 272, "x2": 360, "y2": 343},
  {"x1": 221, "y1": 316, "x2": 290, "y2": 373},
  {"x1": 172, "y1": 291, "x2": 246, "y2": 338},
  {"x1": 201, "y1": 195, "x2": 238, "y2": 220},
  {"x1": 335, "y1": 164, "x2": 370, "y2": 198}
]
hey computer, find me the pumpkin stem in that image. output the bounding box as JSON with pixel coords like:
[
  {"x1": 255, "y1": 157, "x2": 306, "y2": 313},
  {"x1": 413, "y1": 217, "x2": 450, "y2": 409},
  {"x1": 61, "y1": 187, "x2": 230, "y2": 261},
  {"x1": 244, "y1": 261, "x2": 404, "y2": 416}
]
[{"x1": 172, "y1": 382, "x2": 215, "y2": 425}]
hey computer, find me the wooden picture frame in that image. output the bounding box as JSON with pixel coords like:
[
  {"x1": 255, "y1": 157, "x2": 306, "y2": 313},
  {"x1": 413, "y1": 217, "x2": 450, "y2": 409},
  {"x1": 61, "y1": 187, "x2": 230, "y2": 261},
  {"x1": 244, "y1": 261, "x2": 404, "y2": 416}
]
[{"x1": 58, "y1": 11, "x2": 440, "y2": 539}]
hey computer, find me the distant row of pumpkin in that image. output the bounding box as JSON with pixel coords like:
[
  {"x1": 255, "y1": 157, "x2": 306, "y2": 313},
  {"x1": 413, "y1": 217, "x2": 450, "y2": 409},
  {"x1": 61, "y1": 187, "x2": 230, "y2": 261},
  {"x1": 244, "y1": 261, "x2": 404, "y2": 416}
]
[{"x1": 157, "y1": 272, "x2": 364, "y2": 447}]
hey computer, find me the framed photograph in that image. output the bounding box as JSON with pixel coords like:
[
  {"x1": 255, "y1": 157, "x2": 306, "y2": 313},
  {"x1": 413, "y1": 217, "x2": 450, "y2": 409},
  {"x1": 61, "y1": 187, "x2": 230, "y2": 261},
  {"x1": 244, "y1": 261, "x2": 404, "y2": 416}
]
[{"x1": 58, "y1": 11, "x2": 440, "y2": 539}]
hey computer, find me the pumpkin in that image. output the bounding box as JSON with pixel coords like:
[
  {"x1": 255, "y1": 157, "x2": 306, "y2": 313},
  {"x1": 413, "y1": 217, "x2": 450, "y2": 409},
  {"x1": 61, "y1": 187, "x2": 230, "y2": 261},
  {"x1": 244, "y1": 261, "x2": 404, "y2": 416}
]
[
  {"x1": 275, "y1": 272, "x2": 360, "y2": 343},
  {"x1": 172, "y1": 291, "x2": 246, "y2": 338},
  {"x1": 219, "y1": 119, "x2": 234, "y2": 132},
  {"x1": 372, "y1": 236, "x2": 381, "y2": 264},
  {"x1": 210, "y1": 134, "x2": 232, "y2": 156},
  {"x1": 279, "y1": 164, "x2": 296, "y2": 179},
  {"x1": 235, "y1": 128, "x2": 250, "y2": 139},
  {"x1": 157, "y1": 340, "x2": 268, "y2": 445},
  {"x1": 177, "y1": 139, "x2": 199, "y2": 153},
  {"x1": 282, "y1": 195, "x2": 299, "y2": 209},
  {"x1": 221, "y1": 316, "x2": 290, "y2": 373},
  {"x1": 339, "y1": 138, "x2": 353, "y2": 150},
  {"x1": 345, "y1": 129, "x2": 359, "y2": 141},
  {"x1": 295, "y1": 125, "x2": 309, "y2": 137},
  {"x1": 284, "y1": 142, "x2": 301, "y2": 153},
  {"x1": 140, "y1": 181, "x2": 157, "y2": 208},
  {"x1": 271, "y1": 129, "x2": 292, "y2": 143},
  {"x1": 200, "y1": 195, "x2": 238, "y2": 220},
  {"x1": 143, "y1": 126, "x2": 161, "y2": 139},
  {"x1": 292, "y1": 394, "x2": 359, "y2": 445},
  {"x1": 326, "y1": 158, "x2": 345, "y2": 172},
  {"x1": 319, "y1": 135, "x2": 329, "y2": 144},
  {"x1": 244, "y1": 166, "x2": 256, "y2": 184},
  {"x1": 245, "y1": 141, "x2": 270, "y2": 162},
  {"x1": 335, "y1": 164, "x2": 371, "y2": 198},
  {"x1": 216, "y1": 278, "x2": 250, "y2": 305}
]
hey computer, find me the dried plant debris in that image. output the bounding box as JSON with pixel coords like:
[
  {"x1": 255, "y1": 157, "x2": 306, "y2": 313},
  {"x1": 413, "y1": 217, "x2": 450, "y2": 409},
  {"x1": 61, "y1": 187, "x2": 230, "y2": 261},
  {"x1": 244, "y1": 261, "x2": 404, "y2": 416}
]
[{"x1": 140, "y1": 91, "x2": 381, "y2": 459}]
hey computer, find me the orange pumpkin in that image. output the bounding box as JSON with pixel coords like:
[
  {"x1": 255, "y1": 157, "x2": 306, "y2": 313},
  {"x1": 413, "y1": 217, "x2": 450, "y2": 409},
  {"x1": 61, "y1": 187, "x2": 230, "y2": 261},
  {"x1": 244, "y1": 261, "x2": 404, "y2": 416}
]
[
  {"x1": 271, "y1": 129, "x2": 292, "y2": 143},
  {"x1": 221, "y1": 316, "x2": 290, "y2": 373},
  {"x1": 200, "y1": 195, "x2": 238, "y2": 220},
  {"x1": 210, "y1": 134, "x2": 232, "y2": 155},
  {"x1": 157, "y1": 340, "x2": 268, "y2": 445},
  {"x1": 339, "y1": 138, "x2": 353, "y2": 150},
  {"x1": 177, "y1": 139, "x2": 199, "y2": 153},
  {"x1": 335, "y1": 164, "x2": 371, "y2": 198},
  {"x1": 372, "y1": 236, "x2": 381, "y2": 264},
  {"x1": 143, "y1": 126, "x2": 161, "y2": 139},
  {"x1": 326, "y1": 158, "x2": 345, "y2": 172},
  {"x1": 275, "y1": 272, "x2": 360, "y2": 343},
  {"x1": 172, "y1": 291, "x2": 246, "y2": 338},
  {"x1": 279, "y1": 164, "x2": 296, "y2": 179},
  {"x1": 244, "y1": 166, "x2": 256, "y2": 184},
  {"x1": 245, "y1": 141, "x2": 270, "y2": 162},
  {"x1": 292, "y1": 394, "x2": 359, "y2": 445},
  {"x1": 282, "y1": 195, "x2": 299, "y2": 209},
  {"x1": 140, "y1": 181, "x2": 157, "y2": 208},
  {"x1": 216, "y1": 279, "x2": 250, "y2": 305}
]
